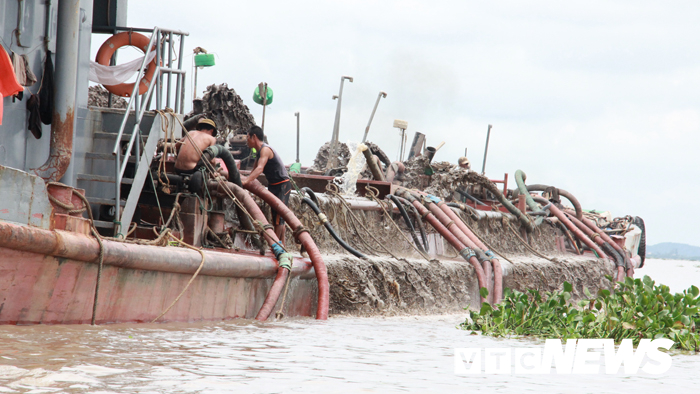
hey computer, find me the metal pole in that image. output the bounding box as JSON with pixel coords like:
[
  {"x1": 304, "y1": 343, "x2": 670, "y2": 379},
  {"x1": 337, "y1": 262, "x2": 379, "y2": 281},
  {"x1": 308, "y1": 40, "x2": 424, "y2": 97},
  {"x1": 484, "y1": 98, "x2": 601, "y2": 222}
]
[
  {"x1": 193, "y1": 65, "x2": 198, "y2": 100},
  {"x1": 261, "y1": 83, "x2": 268, "y2": 132},
  {"x1": 155, "y1": 32, "x2": 161, "y2": 110},
  {"x1": 166, "y1": 32, "x2": 173, "y2": 109},
  {"x1": 31, "y1": 0, "x2": 80, "y2": 182},
  {"x1": 295, "y1": 112, "x2": 300, "y2": 163},
  {"x1": 481, "y1": 124, "x2": 492, "y2": 175},
  {"x1": 326, "y1": 75, "x2": 353, "y2": 172},
  {"x1": 175, "y1": 33, "x2": 185, "y2": 113},
  {"x1": 362, "y1": 91, "x2": 387, "y2": 143}
]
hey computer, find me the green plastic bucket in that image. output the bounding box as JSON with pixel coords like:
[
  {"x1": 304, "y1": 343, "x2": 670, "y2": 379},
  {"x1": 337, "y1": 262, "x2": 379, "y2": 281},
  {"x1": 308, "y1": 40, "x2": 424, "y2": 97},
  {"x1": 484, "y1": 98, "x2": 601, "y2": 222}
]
[
  {"x1": 253, "y1": 85, "x2": 273, "y2": 105},
  {"x1": 194, "y1": 53, "x2": 215, "y2": 67}
]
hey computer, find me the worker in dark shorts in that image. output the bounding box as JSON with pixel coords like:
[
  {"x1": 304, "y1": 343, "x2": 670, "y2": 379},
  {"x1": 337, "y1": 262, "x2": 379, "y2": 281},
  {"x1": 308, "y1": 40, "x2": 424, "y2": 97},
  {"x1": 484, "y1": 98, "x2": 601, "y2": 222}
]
[{"x1": 242, "y1": 125, "x2": 291, "y2": 244}]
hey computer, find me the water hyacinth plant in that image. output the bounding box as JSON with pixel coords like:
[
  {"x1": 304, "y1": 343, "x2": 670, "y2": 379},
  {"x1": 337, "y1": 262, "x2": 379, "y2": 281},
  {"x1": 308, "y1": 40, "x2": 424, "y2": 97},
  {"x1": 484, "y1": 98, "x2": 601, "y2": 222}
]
[{"x1": 461, "y1": 275, "x2": 700, "y2": 351}]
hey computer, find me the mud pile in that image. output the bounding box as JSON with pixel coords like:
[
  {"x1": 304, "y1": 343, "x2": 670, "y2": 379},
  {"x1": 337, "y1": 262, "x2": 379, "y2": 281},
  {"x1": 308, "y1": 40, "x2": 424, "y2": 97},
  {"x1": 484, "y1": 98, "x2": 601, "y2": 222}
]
[
  {"x1": 306, "y1": 141, "x2": 352, "y2": 174},
  {"x1": 88, "y1": 85, "x2": 128, "y2": 109},
  {"x1": 183, "y1": 83, "x2": 256, "y2": 138},
  {"x1": 307, "y1": 141, "x2": 391, "y2": 178}
]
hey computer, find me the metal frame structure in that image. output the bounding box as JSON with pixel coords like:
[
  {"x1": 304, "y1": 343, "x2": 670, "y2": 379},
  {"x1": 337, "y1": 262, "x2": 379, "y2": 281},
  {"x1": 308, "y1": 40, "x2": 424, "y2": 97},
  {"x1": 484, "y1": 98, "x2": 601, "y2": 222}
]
[{"x1": 109, "y1": 26, "x2": 189, "y2": 235}]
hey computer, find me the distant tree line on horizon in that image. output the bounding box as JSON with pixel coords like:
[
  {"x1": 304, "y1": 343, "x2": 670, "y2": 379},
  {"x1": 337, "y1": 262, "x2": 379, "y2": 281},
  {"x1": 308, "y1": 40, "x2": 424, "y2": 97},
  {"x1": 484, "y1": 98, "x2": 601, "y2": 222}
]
[{"x1": 648, "y1": 242, "x2": 700, "y2": 262}]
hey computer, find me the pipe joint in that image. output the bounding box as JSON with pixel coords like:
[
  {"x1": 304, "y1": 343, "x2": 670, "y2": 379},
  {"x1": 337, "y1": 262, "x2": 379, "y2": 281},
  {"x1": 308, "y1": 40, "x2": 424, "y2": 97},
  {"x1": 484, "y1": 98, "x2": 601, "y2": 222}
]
[
  {"x1": 475, "y1": 248, "x2": 490, "y2": 263},
  {"x1": 425, "y1": 194, "x2": 441, "y2": 204},
  {"x1": 278, "y1": 252, "x2": 293, "y2": 271},
  {"x1": 271, "y1": 242, "x2": 286, "y2": 260},
  {"x1": 459, "y1": 247, "x2": 476, "y2": 261}
]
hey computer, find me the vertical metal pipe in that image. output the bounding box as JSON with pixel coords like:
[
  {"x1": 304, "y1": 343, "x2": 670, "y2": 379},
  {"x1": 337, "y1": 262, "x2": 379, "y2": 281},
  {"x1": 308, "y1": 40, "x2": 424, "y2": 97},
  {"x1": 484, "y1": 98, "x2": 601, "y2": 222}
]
[
  {"x1": 180, "y1": 73, "x2": 186, "y2": 114},
  {"x1": 115, "y1": 149, "x2": 121, "y2": 235},
  {"x1": 155, "y1": 31, "x2": 161, "y2": 110},
  {"x1": 166, "y1": 32, "x2": 173, "y2": 109},
  {"x1": 31, "y1": 0, "x2": 80, "y2": 182},
  {"x1": 481, "y1": 124, "x2": 492, "y2": 175},
  {"x1": 362, "y1": 91, "x2": 387, "y2": 143},
  {"x1": 175, "y1": 34, "x2": 185, "y2": 113},
  {"x1": 295, "y1": 112, "x2": 300, "y2": 163},
  {"x1": 261, "y1": 83, "x2": 268, "y2": 131},
  {"x1": 193, "y1": 66, "x2": 198, "y2": 100},
  {"x1": 326, "y1": 76, "x2": 353, "y2": 171}
]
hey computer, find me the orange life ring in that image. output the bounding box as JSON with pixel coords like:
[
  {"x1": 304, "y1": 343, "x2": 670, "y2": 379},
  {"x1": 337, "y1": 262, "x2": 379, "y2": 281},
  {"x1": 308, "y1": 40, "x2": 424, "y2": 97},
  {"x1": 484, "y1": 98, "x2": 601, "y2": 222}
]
[{"x1": 95, "y1": 31, "x2": 158, "y2": 97}]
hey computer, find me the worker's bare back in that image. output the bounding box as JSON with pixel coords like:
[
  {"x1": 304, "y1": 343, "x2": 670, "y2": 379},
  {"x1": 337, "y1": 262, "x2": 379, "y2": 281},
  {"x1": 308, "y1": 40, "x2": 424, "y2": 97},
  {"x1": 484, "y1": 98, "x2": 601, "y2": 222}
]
[{"x1": 174, "y1": 130, "x2": 216, "y2": 171}]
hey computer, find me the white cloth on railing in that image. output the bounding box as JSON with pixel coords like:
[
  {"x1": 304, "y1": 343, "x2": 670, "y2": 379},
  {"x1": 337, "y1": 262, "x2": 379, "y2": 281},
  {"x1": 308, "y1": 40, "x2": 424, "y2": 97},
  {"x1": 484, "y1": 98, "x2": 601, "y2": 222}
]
[{"x1": 89, "y1": 51, "x2": 157, "y2": 85}]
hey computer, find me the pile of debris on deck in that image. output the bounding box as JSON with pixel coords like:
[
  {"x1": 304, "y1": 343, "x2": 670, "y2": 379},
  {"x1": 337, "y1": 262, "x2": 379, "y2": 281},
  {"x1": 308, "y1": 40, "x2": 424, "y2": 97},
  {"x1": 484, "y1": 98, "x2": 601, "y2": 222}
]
[
  {"x1": 306, "y1": 139, "x2": 477, "y2": 201},
  {"x1": 88, "y1": 85, "x2": 128, "y2": 109}
]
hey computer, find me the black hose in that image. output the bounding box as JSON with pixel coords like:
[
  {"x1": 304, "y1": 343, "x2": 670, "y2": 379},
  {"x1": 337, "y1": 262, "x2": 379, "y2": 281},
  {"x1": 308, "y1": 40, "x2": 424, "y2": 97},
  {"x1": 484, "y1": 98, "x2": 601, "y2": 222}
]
[
  {"x1": 197, "y1": 144, "x2": 242, "y2": 186},
  {"x1": 388, "y1": 194, "x2": 426, "y2": 254},
  {"x1": 634, "y1": 216, "x2": 646, "y2": 267},
  {"x1": 393, "y1": 195, "x2": 429, "y2": 252},
  {"x1": 601, "y1": 242, "x2": 626, "y2": 268},
  {"x1": 301, "y1": 197, "x2": 365, "y2": 258},
  {"x1": 456, "y1": 188, "x2": 486, "y2": 206},
  {"x1": 301, "y1": 187, "x2": 320, "y2": 205}
]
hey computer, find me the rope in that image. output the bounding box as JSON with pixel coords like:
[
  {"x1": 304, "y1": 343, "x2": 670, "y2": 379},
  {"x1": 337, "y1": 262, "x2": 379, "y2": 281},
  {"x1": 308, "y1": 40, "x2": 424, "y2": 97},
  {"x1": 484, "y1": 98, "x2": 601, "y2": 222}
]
[
  {"x1": 46, "y1": 193, "x2": 86, "y2": 215},
  {"x1": 150, "y1": 233, "x2": 206, "y2": 323},
  {"x1": 505, "y1": 219, "x2": 558, "y2": 263},
  {"x1": 275, "y1": 261, "x2": 295, "y2": 319},
  {"x1": 326, "y1": 184, "x2": 400, "y2": 260},
  {"x1": 328, "y1": 194, "x2": 379, "y2": 257},
  {"x1": 165, "y1": 109, "x2": 279, "y2": 251},
  {"x1": 292, "y1": 224, "x2": 310, "y2": 240},
  {"x1": 365, "y1": 186, "x2": 432, "y2": 262},
  {"x1": 453, "y1": 210, "x2": 516, "y2": 265},
  {"x1": 47, "y1": 183, "x2": 105, "y2": 325}
]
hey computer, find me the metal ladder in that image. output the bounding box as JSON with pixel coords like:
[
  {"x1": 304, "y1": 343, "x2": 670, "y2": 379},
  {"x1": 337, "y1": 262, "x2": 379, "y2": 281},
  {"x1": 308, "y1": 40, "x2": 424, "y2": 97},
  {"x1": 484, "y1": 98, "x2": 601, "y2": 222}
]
[{"x1": 107, "y1": 26, "x2": 189, "y2": 236}]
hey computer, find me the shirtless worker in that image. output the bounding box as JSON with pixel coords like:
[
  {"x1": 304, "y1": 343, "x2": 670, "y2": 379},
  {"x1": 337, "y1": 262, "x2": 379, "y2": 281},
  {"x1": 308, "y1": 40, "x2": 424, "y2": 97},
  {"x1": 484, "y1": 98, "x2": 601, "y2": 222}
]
[
  {"x1": 174, "y1": 118, "x2": 241, "y2": 186},
  {"x1": 242, "y1": 125, "x2": 290, "y2": 244}
]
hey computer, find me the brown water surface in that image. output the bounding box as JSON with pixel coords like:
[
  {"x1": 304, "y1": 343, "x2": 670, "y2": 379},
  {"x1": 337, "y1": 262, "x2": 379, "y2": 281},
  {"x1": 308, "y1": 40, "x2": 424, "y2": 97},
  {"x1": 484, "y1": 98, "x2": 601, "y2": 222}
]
[{"x1": 0, "y1": 258, "x2": 698, "y2": 393}]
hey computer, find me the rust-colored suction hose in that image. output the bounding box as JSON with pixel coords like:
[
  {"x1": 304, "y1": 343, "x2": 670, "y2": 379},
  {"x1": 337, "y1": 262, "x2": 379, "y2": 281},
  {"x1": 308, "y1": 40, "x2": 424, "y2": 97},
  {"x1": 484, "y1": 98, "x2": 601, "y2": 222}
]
[
  {"x1": 578, "y1": 215, "x2": 634, "y2": 281},
  {"x1": 422, "y1": 197, "x2": 493, "y2": 303},
  {"x1": 564, "y1": 211, "x2": 626, "y2": 282},
  {"x1": 244, "y1": 180, "x2": 330, "y2": 320},
  {"x1": 217, "y1": 181, "x2": 291, "y2": 321},
  {"x1": 397, "y1": 189, "x2": 488, "y2": 303},
  {"x1": 541, "y1": 202, "x2": 607, "y2": 259},
  {"x1": 438, "y1": 202, "x2": 503, "y2": 304}
]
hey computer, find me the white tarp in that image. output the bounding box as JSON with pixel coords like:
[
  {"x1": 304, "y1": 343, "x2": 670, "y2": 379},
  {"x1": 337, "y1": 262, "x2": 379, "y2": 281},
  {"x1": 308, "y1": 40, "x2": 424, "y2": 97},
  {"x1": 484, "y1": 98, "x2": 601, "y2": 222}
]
[{"x1": 89, "y1": 51, "x2": 157, "y2": 86}]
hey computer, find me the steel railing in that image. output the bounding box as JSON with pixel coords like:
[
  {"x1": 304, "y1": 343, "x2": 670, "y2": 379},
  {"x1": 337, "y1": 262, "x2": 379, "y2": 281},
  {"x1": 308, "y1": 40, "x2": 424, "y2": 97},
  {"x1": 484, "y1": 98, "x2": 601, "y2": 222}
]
[{"x1": 109, "y1": 26, "x2": 189, "y2": 235}]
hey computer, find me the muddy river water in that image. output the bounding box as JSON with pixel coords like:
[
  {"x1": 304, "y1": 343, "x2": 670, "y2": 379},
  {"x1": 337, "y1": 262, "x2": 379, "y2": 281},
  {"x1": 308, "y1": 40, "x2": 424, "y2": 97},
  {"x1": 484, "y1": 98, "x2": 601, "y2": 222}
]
[{"x1": 1, "y1": 258, "x2": 699, "y2": 393}]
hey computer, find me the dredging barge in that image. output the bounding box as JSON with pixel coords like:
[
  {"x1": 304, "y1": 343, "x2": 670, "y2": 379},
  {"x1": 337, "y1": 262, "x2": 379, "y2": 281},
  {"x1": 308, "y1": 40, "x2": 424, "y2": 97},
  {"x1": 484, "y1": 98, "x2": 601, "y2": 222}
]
[{"x1": 0, "y1": 2, "x2": 645, "y2": 324}]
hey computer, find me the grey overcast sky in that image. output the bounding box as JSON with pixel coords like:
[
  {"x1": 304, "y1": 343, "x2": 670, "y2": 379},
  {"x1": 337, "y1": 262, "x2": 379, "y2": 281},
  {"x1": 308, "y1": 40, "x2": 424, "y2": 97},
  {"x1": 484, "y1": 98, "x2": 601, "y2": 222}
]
[{"x1": 119, "y1": 0, "x2": 700, "y2": 246}]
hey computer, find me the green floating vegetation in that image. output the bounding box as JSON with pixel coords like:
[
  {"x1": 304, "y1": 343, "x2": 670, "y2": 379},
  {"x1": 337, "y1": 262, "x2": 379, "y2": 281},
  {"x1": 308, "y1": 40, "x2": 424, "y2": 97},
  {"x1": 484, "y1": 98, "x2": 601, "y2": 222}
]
[{"x1": 461, "y1": 276, "x2": 700, "y2": 351}]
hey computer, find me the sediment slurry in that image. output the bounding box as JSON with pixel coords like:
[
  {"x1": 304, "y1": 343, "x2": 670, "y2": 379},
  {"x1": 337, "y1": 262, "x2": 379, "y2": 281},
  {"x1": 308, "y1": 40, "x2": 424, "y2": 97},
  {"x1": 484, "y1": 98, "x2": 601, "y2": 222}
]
[
  {"x1": 270, "y1": 192, "x2": 613, "y2": 316},
  {"x1": 321, "y1": 254, "x2": 611, "y2": 316}
]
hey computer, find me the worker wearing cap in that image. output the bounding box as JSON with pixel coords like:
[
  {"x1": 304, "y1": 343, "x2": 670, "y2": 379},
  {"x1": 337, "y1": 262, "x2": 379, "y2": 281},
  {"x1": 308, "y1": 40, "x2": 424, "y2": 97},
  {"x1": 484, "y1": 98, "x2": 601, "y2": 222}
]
[
  {"x1": 175, "y1": 118, "x2": 241, "y2": 185},
  {"x1": 458, "y1": 157, "x2": 471, "y2": 170},
  {"x1": 242, "y1": 125, "x2": 290, "y2": 243}
]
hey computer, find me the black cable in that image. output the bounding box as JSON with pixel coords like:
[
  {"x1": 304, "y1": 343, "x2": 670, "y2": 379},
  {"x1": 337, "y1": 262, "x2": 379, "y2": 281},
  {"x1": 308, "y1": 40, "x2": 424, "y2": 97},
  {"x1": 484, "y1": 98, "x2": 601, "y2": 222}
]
[
  {"x1": 456, "y1": 188, "x2": 485, "y2": 206},
  {"x1": 387, "y1": 194, "x2": 426, "y2": 254},
  {"x1": 393, "y1": 194, "x2": 429, "y2": 252}
]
